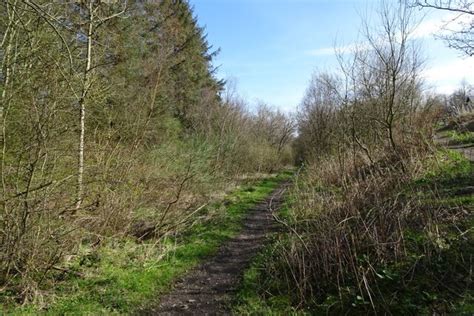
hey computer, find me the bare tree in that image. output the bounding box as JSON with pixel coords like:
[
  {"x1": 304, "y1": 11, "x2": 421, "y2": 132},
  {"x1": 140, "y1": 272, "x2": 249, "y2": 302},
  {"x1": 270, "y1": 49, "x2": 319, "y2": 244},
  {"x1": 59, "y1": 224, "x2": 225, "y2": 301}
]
[
  {"x1": 448, "y1": 79, "x2": 473, "y2": 114},
  {"x1": 255, "y1": 103, "x2": 295, "y2": 154},
  {"x1": 0, "y1": 0, "x2": 20, "y2": 209},
  {"x1": 296, "y1": 72, "x2": 342, "y2": 161},
  {"x1": 360, "y1": 1, "x2": 424, "y2": 154}
]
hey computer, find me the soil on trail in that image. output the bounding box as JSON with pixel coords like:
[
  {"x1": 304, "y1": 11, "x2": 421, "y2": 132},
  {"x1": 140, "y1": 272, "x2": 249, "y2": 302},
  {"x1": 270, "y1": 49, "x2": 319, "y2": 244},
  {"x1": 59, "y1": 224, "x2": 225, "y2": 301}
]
[
  {"x1": 435, "y1": 130, "x2": 474, "y2": 162},
  {"x1": 436, "y1": 115, "x2": 474, "y2": 162},
  {"x1": 138, "y1": 181, "x2": 290, "y2": 316}
]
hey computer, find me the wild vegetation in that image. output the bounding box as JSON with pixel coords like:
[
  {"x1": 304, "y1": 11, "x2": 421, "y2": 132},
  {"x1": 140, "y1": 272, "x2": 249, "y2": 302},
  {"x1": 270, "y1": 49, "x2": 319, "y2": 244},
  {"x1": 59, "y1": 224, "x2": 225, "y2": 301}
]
[
  {"x1": 235, "y1": 1, "x2": 474, "y2": 315},
  {"x1": 0, "y1": 0, "x2": 293, "y2": 311},
  {"x1": 1, "y1": 0, "x2": 473, "y2": 315}
]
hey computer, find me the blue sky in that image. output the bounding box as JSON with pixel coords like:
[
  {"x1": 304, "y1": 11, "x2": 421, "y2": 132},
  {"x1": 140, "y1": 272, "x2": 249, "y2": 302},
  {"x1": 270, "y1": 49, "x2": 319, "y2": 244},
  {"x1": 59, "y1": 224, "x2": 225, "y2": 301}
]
[{"x1": 192, "y1": 0, "x2": 474, "y2": 112}]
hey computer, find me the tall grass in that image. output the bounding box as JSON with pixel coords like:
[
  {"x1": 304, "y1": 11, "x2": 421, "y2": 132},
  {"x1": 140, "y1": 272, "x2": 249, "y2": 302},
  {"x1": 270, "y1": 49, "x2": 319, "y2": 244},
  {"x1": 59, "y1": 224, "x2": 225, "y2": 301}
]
[{"x1": 237, "y1": 147, "x2": 473, "y2": 314}]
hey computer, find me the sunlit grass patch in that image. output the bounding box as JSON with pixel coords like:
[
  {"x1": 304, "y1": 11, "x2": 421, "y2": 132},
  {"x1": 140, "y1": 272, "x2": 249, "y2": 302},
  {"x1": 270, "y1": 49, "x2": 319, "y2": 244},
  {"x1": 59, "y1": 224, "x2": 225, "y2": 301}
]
[
  {"x1": 445, "y1": 130, "x2": 474, "y2": 145},
  {"x1": 2, "y1": 173, "x2": 290, "y2": 315}
]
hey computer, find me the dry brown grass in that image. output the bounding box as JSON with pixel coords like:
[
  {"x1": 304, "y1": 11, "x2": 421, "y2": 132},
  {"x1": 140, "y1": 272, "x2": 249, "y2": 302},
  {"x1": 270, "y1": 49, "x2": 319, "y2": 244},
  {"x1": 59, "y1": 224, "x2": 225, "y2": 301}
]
[{"x1": 262, "y1": 140, "x2": 471, "y2": 313}]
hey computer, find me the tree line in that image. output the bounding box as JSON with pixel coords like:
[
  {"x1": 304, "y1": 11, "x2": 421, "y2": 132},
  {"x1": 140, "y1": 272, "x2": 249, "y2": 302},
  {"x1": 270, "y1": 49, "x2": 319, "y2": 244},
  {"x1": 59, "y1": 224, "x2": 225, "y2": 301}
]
[{"x1": 0, "y1": 0, "x2": 293, "y2": 301}]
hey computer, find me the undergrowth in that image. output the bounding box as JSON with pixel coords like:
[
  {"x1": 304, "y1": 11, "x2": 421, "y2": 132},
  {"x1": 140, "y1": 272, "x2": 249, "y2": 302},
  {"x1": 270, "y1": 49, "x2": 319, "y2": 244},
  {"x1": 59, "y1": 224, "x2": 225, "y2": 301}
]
[
  {"x1": 233, "y1": 150, "x2": 473, "y2": 315},
  {"x1": 233, "y1": 201, "x2": 309, "y2": 316},
  {"x1": 0, "y1": 173, "x2": 291, "y2": 315}
]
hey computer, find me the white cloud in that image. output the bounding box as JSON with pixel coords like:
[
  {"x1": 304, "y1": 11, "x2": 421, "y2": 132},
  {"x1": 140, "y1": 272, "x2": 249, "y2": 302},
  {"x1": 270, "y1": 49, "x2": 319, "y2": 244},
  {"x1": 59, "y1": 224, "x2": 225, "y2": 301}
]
[
  {"x1": 423, "y1": 57, "x2": 474, "y2": 94},
  {"x1": 306, "y1": 46, "x2": 338, "y2": 56},
  {"x1": 306, "y1": 44, "x2": 474, "y2": 95},
  {"x1": 412, "y1": 11, "x2": 472, "y2": 39},
  {"x1": 305, "y1": 42, "x2": 371, "y2": 57},
  {"x1": 306, "y1": 11, "x2": 473, "y2": 57},
  {"x1": 412, "y1": 18, "x2": 441, "y2": 39},
  {"x1": 304, "y1": 11, "x2": 474, "y2": 97}
]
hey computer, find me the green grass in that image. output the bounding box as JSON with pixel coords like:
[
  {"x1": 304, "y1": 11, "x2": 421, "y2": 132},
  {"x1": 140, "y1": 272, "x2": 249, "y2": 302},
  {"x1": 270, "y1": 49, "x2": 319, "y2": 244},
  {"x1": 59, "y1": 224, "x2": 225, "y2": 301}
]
[
  {"x1": 342, "y1": 150, "x2": 473, "y2": 315},
  {"x1": 445, "y1": 130, "x2": 474, "y2": 145},
  {"x1": 337, "y1": 151, "x2": 473, "y2": 314},
  {"x1": 1, "y1": 172, "x2": 292, "y2": 315},
  {"x1": 411, "y1": 150, "x2": 473, "y2": 205}
]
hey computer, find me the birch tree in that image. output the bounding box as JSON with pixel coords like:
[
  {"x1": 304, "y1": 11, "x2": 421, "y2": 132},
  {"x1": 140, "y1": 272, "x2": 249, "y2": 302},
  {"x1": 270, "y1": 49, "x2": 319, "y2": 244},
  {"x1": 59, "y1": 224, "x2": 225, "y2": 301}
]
[{"x1": 74, "y1": 0, "x2": 127, "y2": 210}]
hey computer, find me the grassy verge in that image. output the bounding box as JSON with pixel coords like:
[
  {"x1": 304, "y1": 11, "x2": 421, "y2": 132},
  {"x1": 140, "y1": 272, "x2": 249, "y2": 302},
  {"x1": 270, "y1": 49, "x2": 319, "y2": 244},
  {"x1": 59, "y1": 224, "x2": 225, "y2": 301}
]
[
  {"x1": 444, "y1": 130, "x2": 474, "y2": 145},
  {"x1": 1, "y1": 172, "x2": 292, "y2": 315},
  {"x1": 233, "y1": 151, "x2": 473, "y2": 315}
]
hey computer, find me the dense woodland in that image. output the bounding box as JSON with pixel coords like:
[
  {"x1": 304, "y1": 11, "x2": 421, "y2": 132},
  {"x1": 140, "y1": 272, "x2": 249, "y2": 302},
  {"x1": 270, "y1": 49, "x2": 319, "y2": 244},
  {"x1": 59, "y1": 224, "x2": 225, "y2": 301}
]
[{"x1": 1, "y1": 0, "x2": 473, "y2": 314}]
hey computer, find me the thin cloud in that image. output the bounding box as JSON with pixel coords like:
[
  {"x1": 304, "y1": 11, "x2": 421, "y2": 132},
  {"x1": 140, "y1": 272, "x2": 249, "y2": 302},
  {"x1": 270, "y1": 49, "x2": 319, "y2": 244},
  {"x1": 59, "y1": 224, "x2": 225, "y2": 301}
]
[
  {"x1": 412, "y1": 12, "x2": 472, "y2": 39},
  {"x1": 305, "y1": 42, "x2": 370, "y2": 57},
  {"x1": 305, "y1": 46, "x2": 339, "y2": 56},
  {"x1": 423, "y1": 57, "x2": 474, "y2": 93},
  {"x1": 306, "y1": 12, "x2": 472, "y2": 57}
]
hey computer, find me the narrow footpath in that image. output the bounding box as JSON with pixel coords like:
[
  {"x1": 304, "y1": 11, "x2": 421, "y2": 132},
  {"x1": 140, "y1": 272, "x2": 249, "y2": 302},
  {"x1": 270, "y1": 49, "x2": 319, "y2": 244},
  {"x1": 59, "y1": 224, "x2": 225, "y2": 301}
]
[{"x1": 138, "y1": 182, "x2": 290, "y2": 315}]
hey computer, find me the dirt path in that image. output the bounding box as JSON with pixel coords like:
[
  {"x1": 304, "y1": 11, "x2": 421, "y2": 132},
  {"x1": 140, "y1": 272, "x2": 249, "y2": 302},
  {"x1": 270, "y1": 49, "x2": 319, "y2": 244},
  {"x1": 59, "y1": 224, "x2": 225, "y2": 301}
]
[
  {"x1": 435, "y1": 134, "x2": 474, "y2": 162},
  {"x1": 137, "y1": 182, "x2": 290, "y2": 315}
]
